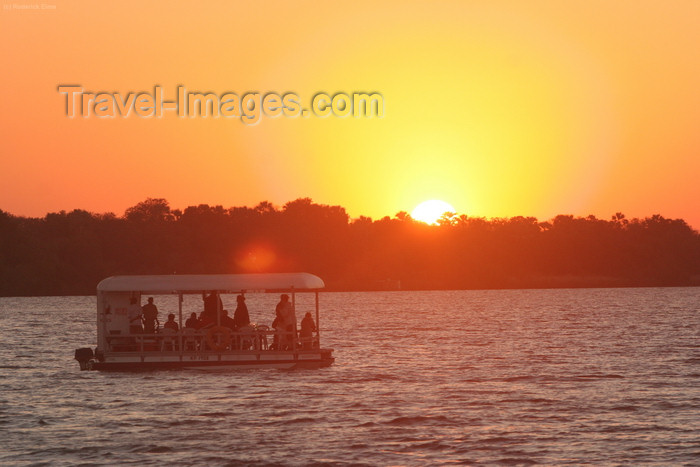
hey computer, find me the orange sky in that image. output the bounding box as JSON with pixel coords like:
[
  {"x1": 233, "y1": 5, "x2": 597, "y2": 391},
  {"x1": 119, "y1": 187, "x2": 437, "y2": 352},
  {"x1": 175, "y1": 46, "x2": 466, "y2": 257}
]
[{"x1": 1, "y1": 1, "x2": 699, "y2": 227}]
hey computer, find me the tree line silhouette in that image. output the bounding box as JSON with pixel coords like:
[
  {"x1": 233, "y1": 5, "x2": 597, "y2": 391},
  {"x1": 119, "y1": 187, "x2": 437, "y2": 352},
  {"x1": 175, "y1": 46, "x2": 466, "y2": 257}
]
[{"x1": 1, "y1": 198, "x2": 698, "y2": 296}]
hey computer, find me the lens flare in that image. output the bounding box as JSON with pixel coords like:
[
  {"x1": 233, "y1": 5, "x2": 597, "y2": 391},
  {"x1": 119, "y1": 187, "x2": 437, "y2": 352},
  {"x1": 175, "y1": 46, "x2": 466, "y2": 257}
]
[{"x1": 235, "y1": 244, "x2": 277, "y2": 272}]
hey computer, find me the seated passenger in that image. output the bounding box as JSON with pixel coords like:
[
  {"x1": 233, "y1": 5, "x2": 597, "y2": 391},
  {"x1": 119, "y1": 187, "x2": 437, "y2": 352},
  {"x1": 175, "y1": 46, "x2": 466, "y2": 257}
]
[
  {"x1": 233, "y1": 294, "x2": 250, "y2": 329},
  {"x1": 185, "y1": 312, "x2": 199, "y2": 329},
  {"x1": 218, "y1": 310, "x2": 240, "y2": 349},
  {"x1": 221, "y1": 310, "x2": 237, "y2": 330},
  {"x1": 164, "y1": 313, "x2": 179, "y2": 332},
  {"x1": 198, "y1": 311, "x2": 215, "y2": 329},
  {"x1": 300, "y1": 312, "x2": 316, "y2": 349},
  {"x1": 269, "y1": 315, "x2": 280, "y2": 350}
]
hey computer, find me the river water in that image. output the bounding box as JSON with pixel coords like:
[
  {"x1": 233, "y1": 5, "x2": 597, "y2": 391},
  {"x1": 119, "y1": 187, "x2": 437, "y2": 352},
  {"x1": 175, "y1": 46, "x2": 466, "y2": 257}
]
[{"x1": 0, "y1": 288, "x2": 698, "y2": 465}]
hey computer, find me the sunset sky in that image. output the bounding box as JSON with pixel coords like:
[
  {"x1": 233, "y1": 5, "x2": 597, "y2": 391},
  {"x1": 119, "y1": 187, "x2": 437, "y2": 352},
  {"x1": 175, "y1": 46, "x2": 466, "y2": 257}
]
[{"x1": 1, "y1": 1, "x2": 699, "y2": 227}]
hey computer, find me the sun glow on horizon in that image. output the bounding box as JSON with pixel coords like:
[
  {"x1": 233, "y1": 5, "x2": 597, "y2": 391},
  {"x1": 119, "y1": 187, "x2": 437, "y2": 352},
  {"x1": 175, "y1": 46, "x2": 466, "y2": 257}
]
[{"x1": 411, "y1": 200, "x2": 456, "y2": 225}]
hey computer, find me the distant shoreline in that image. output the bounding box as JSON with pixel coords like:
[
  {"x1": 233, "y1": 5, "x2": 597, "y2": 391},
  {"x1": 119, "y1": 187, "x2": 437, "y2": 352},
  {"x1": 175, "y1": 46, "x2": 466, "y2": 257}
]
[
  {"x1": 1, "y1": 198, "x2": 698, "y2": 297},
  {"x1": 3, "y1": 283, "x2": 699, "y2": 299}
]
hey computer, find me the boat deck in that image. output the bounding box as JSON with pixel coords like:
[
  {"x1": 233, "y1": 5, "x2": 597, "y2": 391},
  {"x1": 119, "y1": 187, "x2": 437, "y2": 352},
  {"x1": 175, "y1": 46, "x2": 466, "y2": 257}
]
[{"x1": 94, "y1": 328, "x2": 333, "y2": 370}]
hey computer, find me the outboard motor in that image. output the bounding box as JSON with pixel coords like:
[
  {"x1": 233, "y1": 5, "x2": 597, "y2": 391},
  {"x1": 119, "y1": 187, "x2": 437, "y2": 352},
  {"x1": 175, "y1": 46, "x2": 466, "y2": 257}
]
[{"x1": 74, "y1": 347, "x2": 94, "y2": 371}]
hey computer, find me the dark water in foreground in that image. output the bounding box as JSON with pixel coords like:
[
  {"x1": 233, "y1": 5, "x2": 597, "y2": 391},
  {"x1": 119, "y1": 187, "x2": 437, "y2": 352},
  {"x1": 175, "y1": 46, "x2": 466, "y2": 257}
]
[{"x1": 0, "y1": 288, "x2": 698, "y2": 466}]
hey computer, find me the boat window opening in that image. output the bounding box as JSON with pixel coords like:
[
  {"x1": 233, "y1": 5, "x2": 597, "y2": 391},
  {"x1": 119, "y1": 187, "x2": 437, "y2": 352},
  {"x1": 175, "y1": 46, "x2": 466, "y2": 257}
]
[{"x1": 98, "y1": 290, "x2": 323, "y2": 354}]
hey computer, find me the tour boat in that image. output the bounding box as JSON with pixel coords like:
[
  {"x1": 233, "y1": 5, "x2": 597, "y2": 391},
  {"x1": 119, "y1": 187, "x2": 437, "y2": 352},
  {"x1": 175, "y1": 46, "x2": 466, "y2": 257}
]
[{"x1": 74, "y1": 273, "x2": 335, "y2": 371}]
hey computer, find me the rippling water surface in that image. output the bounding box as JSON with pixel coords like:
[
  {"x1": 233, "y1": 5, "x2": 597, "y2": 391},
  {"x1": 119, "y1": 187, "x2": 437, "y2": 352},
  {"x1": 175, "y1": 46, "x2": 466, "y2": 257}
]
[{"x1": 1, "y1": 288, "x2": 698, "y2": 465}]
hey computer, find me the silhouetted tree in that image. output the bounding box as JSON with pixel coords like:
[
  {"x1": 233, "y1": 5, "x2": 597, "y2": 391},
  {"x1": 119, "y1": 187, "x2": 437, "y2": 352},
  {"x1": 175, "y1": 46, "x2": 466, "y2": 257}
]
[
  {"x1": 124, "y1": 198, "x2": 173, "y2": 222},
  {"x1": 0, "y1": 199, "x2": 698, "y2": 295}
]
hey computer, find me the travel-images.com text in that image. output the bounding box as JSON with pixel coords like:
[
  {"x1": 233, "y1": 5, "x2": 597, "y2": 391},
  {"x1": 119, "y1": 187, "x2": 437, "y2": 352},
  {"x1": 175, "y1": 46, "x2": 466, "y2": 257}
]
[{"x1": 57, "y1": 86, "x2": 384, "y2": 125}]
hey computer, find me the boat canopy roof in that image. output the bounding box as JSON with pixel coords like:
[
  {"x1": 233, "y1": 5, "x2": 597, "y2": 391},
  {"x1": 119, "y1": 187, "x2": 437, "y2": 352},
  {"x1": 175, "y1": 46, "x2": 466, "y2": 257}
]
[{"x1": 97, "y1": 273, "x2": 325, "y2": 294}]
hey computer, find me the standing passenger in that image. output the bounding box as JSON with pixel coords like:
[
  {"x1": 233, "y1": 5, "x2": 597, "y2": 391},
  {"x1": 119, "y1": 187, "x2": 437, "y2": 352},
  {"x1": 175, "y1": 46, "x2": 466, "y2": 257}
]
[
  {"x1": 202, "y1": 292, "x2": 223, "y2": 321},
  {"x1": 275, "y1": 294, "x2": 296, "y2": 350},
  {"x1": 127, "y1": 297, "x2": 143, "y2": 334},
  {"x1": 142, "y1": 297, "x2": 159, "y2": 333}
]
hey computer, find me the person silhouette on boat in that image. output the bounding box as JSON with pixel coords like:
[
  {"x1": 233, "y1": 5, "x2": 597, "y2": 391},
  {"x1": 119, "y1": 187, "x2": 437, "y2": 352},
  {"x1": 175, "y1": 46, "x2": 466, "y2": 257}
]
[
  {"x1": 164, "y1": 313, "x2": 179, "y2": 332},
  {"x1": 141, "y1": 297, "x2": 159, "y2": 333},
  {"x1": 300, "y1": 312, "x2": 316, "y2": 349},
  {"x1": 275, "y1": 294, "x2": 296, "y2": 350},
  {"x1": 221, "y1": 309, "x2": 236, "y2": 330},
  {"x1": 233, "y1": 294, "x2": 250, "y2": 329},
  {"x1": 198, "y1": 311, "x2": 214, "y2": 329},
  {"x1": 127, "y1": 296, "x2": 143, "y2": 334},
  {"x1": 202, "y1": 292, "x2": 223, "y2": 322},
  {"x1": 185, "y1": 312, "x2": 199, "y2": 329},
  {"x1": 217, "y1": 309, "x2": 240, "y2": 348}
]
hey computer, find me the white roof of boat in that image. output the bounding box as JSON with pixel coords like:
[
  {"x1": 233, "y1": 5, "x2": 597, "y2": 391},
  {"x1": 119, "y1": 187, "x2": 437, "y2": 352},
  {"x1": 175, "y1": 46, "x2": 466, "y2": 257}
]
[{"x1": 97, "y1": 273, "x2": 325, "y2": 293}]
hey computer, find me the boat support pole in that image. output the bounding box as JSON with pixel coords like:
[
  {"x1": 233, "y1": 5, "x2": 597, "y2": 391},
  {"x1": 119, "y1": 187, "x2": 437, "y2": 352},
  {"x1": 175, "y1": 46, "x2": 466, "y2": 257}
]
[
  {"x1": 291, "y1": 286, "x2": 296, "y2": 351},
  {"x1": 178, "y1": 293, "x2": 183, "y2": 358},
  {"x1": 315, "y1": 291, "x2": 320, "y2": 346},
  {"x1": 215, "y1": 291, "x2": 221, "y2": 360},
  {"x1": 215, "y1": 290, "x2": 221, "y2": 327}
]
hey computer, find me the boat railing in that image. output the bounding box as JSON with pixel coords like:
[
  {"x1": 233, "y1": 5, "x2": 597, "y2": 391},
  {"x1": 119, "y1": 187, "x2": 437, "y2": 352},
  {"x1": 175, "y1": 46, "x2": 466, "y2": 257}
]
[{"x1": 104, "y1": 326, "x2": 320, "y2": 353}]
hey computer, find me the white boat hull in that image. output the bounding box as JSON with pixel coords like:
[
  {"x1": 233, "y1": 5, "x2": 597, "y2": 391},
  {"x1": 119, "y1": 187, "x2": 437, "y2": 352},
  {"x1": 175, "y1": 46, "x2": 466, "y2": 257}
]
[{"x1": 88, "y1": 349, "x2": 334, "y2": 371}]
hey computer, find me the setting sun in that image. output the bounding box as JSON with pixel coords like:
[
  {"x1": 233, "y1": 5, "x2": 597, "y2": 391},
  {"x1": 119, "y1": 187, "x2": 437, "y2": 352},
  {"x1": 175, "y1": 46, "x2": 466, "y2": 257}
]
[{"x1": 411, "y1": 200, "x2": 456, "y2": 224}]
